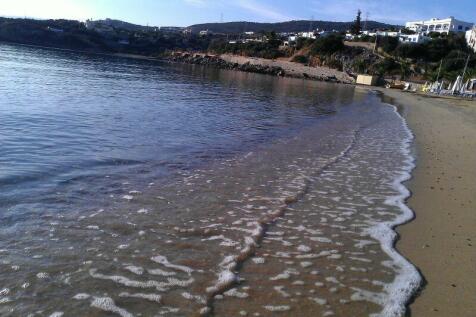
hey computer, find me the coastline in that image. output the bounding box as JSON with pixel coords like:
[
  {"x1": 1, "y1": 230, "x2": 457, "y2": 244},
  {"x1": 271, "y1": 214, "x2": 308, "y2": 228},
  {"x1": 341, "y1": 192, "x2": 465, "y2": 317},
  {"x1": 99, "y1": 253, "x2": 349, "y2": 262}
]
[
  {"x1": 377, "y1": 89, "x2": 476, "y2": 316},
  {"x1": 163, "y1": 52, "x2": 355, "y2": 84}
]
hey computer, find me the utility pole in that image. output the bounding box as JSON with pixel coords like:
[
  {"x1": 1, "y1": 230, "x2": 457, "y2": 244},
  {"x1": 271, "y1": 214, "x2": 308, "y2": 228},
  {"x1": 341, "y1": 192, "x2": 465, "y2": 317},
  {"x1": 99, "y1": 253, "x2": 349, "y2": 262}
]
[
  {"x1": 435, "y1": 59, "x2": 443, "y2": 93},
  {"x1": 462, "y1": 54, "x2": 470, "y2": 80},
  {"x1": 460, "y1": 54, "x2": 471, "y2": 92},
  {"x1": 436, "y1": 59, "x2": 443, "y2": 83},
  {"x1": 364, "y1": 12, "x2": 369, "y2": 31}
]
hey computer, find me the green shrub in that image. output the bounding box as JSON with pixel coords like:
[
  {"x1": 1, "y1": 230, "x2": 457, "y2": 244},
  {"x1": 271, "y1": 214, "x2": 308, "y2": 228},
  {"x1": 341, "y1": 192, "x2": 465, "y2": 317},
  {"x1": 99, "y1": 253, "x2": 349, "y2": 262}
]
[
  {"x1": 208, "y1": 39, "x2": 284, "y2": 59},
  {"x1": 374, "y1": 57, "x2": 399, "y2": 75},
  {"x1": 378, "y1": 36, "x2": 399, "y2": 53},
  {"x1": 311, "y1": 34, "x2": 345, "y2": 56},
  {"x1": 296, "y1": 37, "x2": 315, "y2": 50},
  {"x1": 352, "y1": 58, "x2": 367, "y2": 73},
  {"x1": 326, "y1": 56, "x2": 343, "y2": 71},
  {"x1": 292, "y1": 55, "x2": 308, "y2": 64}
]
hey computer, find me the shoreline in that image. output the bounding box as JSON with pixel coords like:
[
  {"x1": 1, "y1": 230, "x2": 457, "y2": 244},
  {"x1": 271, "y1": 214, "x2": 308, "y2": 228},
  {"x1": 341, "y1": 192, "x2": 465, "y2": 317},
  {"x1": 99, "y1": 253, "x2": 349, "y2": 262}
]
[
  {"x1": 162, "y1": 52, "x2": 355, "y2": 84},
  {"x1": 377, "y1": 88, "x2": 476, "y2": 316},
  {"x1": 3, "y1": 39, "x2": 475, "y2": 314}
]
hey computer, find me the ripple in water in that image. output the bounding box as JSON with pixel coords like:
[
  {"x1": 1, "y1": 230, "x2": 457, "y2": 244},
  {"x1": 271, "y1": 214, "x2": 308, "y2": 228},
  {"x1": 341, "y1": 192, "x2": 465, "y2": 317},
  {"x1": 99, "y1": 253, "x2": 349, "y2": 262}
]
[{"x1": 0, "y1": 43, "x2": 420, "y2": 316}]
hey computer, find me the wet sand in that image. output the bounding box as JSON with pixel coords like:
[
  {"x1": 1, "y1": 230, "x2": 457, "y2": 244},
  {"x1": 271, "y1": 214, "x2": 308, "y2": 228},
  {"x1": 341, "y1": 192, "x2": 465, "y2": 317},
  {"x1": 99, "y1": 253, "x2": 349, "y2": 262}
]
[{"x1": 378, "y1": 89, "x2": 476, "y2": 317}]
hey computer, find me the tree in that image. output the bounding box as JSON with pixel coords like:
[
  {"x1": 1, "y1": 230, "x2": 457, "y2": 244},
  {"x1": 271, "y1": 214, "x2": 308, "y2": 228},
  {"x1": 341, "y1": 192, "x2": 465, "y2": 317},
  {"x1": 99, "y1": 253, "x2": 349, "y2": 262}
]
[{"x1": 351, "y1": 10, "x2": 362, "y2": 35}]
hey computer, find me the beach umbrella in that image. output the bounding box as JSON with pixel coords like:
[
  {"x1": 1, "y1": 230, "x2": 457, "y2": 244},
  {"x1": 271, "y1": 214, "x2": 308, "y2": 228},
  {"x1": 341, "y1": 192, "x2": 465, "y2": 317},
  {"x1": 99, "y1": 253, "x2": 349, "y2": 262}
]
[
  {"x1": 451, "y1": 76, "x2": 463, "y2": 94},
  {"x1": 460, "y1": 80, "x2": 470, "y2": 94}
]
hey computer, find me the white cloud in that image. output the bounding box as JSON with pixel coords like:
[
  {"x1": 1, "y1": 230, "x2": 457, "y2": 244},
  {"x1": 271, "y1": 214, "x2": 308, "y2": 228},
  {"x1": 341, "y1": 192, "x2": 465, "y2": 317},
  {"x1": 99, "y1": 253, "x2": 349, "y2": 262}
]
[{"x1": 235, "y1": 0, "x2": 295, "y2": 22}]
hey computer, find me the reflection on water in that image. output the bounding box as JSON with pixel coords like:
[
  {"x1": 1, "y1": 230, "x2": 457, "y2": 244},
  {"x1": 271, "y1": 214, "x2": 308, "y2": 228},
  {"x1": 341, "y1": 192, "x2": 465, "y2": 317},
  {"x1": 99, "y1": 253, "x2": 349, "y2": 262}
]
[
  {"x1": 0, "y1": 43, "x2": 352, "y2": 217},
  {"x1": 0, "y1": 43, "x2": 419, "y2": 316}
]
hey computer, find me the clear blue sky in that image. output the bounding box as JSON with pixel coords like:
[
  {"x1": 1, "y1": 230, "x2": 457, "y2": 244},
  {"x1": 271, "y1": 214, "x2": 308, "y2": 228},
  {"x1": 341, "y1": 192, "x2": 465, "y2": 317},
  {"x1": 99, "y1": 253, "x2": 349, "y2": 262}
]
[{"x1": 1, "y1": 0, "x2": 475, "y2": 27}]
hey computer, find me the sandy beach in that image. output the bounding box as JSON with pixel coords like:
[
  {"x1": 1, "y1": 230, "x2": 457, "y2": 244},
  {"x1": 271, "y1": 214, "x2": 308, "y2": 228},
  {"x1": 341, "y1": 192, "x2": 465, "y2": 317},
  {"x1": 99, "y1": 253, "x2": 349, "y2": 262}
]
[{"x1": 378, "y1": 89, "x2": 476, "y2": 316}]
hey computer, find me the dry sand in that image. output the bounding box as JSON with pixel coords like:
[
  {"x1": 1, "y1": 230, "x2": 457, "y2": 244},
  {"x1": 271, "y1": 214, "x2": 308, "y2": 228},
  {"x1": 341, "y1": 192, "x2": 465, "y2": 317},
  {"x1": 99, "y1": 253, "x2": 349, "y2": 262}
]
[{"x1": 378, "y1": 89, "x2": 476, "y2": 316}]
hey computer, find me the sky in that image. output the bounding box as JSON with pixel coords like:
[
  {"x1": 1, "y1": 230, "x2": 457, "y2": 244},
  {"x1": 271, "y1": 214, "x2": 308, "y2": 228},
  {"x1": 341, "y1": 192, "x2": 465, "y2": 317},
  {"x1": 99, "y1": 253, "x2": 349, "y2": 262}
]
[{"x1": 0, "y1": 0, "x2": 475, "y2": 27}]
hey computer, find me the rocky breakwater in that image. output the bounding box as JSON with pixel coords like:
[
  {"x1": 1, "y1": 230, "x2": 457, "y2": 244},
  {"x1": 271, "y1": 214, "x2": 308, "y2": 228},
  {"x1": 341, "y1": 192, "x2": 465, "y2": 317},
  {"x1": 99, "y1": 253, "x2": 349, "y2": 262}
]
[{"x1": 164, "y1": 52, "x2": 353, "y2": 84}]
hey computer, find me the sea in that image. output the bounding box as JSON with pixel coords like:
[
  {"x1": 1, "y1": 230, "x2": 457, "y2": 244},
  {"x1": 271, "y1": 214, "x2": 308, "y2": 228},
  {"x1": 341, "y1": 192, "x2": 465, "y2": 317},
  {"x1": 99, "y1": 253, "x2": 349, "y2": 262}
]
[{"x1": 0, "y1": 43, "x2": 421, "y2": 317}]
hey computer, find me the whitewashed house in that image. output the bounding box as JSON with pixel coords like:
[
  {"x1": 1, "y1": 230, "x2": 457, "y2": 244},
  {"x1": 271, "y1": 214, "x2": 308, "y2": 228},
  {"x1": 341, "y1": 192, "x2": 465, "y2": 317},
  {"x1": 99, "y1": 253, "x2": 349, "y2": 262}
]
[
  {"x1": 399, "y1": 33, "x2": 431, "y2": 44},
  {"x1": 376, "y1": 31, "x2": 400, "y2": 37},
  {"x1": 361, "y1": 30, "x2": 377, "y2": 37},
  {"x1": 288, "y1": 35, "x2": 297, "y2": 42},
  {"x1": 298, "y1": 31, "x2": 317, "y2": 39},
  {"x1": 345, "y1": 33, "x2": 355, "y2": 41},
  {"x1": 318, "y1": 31, "x2": 338, "y2": 38},
  {"x1": 160, "y1": 26, "x2": 184, "y2": 33},
  {"x1": 466, "y1": 27, "x2": 476, "y2": 52},
  {"x1": 406, "y1": 17, "x2": 473, "y2": 35}
]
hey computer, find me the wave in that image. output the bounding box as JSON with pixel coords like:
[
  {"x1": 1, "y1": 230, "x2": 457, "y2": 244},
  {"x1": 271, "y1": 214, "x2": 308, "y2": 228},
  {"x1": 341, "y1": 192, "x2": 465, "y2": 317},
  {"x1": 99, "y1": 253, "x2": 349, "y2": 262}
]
[{"x1": 364, "y1": 102, "x2": 422, "y2": 316}]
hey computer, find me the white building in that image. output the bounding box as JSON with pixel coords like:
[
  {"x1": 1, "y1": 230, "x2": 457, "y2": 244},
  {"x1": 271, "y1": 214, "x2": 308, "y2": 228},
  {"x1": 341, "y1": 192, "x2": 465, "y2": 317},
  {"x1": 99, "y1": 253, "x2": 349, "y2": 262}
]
[
  {"x1": 399, "y1": 33, "x2": 431, "y2": 44},
  {"x1": 199, "y1": 30, "x2": 212, "y2": 36},
  {"x1": 298, "y1": 31, "x2": 317, "y2": 39},
  {"x1": 345, "y1": 33, "x2": 355, "y2": 40},
  {"x1": 160, "y1": 26, "x2": 184, "y2": 33},
  {"x1": 376, "y1": 31, "x2": 400, "y2": 37},
  {"x1": 361, "y1": 30, "x2": 377, "y2": 37},
  {"x1": 406, "y1": 17, "x2": 473, "y2": 35},
  {"x1": 319, "y1": 31, "x2": 337, "y2": 38},
  {"x1": 466, "y1": 27, "x2": 476, "y2": 52}
]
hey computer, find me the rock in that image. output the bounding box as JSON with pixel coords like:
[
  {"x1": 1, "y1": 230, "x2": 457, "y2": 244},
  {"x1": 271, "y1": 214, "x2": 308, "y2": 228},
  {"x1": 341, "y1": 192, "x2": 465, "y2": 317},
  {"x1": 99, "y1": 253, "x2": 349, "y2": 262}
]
[{"x1": 162, "y1": 52, "x2": 352, "y2": 84}]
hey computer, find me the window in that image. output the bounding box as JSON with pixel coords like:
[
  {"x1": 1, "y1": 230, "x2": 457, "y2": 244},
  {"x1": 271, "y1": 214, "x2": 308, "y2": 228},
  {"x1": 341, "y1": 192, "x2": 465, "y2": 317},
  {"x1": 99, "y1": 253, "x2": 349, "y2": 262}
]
[
  {"x1": 436, "y1": 24, "x2": 442, "y2": 30},
  {"x1": 458, "y1": 25, "x2": 463, "y2": 30},
  {"x1": 443, "y1": 24, "x2": 449, "y2": 30},
  {"x1": 429, "y1": 25, "x2": 435, "y2": 31}
]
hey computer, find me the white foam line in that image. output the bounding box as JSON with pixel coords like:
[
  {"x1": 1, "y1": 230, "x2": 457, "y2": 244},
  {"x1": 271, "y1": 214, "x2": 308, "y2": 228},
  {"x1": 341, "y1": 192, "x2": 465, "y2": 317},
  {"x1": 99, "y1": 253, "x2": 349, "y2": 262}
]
[
  {"x1": 364, "y1": 101, "x2": 422, "y2": 317},
  {"x1": 197, "y1": 129, "x2": 362, "y2": 316},
  {"x1": 89, "y1": 269, "x2": 193, "y2": 291},
  {"x1": 151, "y1": 255, "x2": 193, "y2": 275},
  {"x1": 119, "y1": 292, "x2": 162, "y2": 304}
]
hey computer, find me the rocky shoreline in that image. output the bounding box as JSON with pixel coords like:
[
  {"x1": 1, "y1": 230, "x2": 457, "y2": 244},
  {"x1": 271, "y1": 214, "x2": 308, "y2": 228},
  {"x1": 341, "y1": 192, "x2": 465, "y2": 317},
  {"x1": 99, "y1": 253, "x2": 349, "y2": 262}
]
[{"x1": 162, "y1": 52, "x2": 354, "y2": 84}]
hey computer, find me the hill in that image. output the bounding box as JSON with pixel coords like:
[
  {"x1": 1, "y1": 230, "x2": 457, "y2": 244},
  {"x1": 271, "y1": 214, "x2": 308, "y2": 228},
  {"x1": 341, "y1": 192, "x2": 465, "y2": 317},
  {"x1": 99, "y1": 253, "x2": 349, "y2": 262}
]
[
  {"x1": 0, "y1": 17, "x2": 111, "y2": 51},
  {"x1": 88, "y1": 18, "x2": 156, "y2": 32},
  {"x1": 188, "y1": 20, "x2": 400, "y2": 34}
]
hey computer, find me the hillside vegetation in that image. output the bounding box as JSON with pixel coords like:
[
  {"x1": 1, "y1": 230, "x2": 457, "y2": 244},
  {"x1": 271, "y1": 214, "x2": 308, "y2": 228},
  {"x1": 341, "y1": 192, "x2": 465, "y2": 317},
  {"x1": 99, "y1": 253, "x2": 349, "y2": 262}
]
[{"x1": 188, "y1": 20, "x2": 399, "y2": 34}]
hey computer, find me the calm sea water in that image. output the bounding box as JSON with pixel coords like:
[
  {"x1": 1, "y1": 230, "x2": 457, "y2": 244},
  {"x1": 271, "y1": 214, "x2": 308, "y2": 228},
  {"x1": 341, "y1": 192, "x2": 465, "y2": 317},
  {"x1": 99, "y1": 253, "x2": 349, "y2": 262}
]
[{"x1": 0, "y1": 43, "x2": 420, "y2": 317}]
